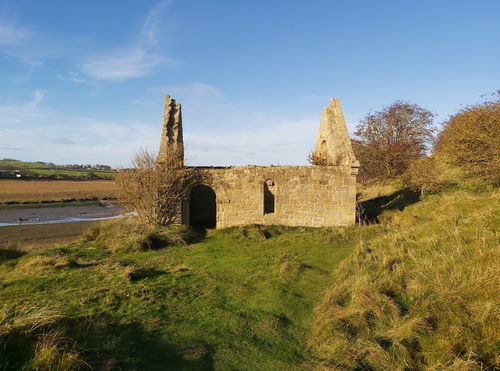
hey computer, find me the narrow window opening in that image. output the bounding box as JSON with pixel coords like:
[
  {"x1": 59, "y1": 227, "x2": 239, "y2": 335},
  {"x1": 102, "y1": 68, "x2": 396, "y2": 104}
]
[{"x1": 264, "y1": 180, "x2": 275, "y2": 214}]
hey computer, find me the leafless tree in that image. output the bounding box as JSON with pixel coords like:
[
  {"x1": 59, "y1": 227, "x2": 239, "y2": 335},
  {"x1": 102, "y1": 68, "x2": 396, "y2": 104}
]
[{"x1": 115, "y1": 147, "x2": 209, "y2": 225}]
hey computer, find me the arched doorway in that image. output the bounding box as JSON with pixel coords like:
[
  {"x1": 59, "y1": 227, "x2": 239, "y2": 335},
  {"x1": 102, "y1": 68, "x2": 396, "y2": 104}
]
[{"x1": 189, "y1": 184, "x2": 216, "y2": 229}]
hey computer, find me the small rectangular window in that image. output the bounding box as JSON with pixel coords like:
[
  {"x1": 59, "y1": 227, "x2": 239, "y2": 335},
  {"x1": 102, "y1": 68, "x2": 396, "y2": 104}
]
[{"x1": 264, "y1": 180, "x2": 275, "y2": 214}]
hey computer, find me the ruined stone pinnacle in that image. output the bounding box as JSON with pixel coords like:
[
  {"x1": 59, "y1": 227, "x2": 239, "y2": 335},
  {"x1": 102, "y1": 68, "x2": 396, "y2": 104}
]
[
  {"x1": 313, "y1": 98, "x2": 359, "y2": 167},
  {"x1": 159, "y1": 95, "x2": 184, "y2": 163}
]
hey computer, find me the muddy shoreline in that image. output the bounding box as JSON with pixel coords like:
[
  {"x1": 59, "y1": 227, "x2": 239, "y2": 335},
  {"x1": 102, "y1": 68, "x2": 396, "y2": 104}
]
[{"x1": 0, "y1": 204, "x2": 122, "y2": 226}]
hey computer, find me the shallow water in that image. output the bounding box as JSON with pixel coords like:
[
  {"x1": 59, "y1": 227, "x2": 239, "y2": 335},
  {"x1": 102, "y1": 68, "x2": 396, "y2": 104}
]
[{"x1": 0, "y1": 204, "x2": 127, "y2": 227}]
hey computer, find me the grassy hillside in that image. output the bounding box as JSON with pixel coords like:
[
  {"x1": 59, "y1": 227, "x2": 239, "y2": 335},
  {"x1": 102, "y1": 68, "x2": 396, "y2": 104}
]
[
  {"x1": 0, "y1": 159, "x2": 114, "y2": 180},
  {"x1": 1, "y1": 184, "x2": 498, "y2": 370},
  {"x1": 311, "y1": 187, "x2": 499, "y2": 370}
]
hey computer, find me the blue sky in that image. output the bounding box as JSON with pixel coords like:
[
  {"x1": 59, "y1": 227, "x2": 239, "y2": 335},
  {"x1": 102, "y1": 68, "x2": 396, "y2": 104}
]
[{"x1": 0, "y1": 0, "x2": 499, "y2": 167}]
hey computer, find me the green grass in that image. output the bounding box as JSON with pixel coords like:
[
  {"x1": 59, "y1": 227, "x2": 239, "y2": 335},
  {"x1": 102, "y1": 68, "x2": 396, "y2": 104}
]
[
  {"x1": 0, "y1": 223, "x2": 360, "y2": 370},
  {"x1": 1, "y1": 184, "x2": 498, "y2": 370},
  {"x1": 29, "y1": 168, "x2": 114, "y2": 178}
]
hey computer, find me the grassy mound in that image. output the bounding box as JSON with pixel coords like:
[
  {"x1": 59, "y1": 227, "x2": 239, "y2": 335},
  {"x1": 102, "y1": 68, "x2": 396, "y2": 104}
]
[
  {"x1": 311, "y1": 189, "x2": 499, "y2": 370},
  {"x1": 0, "y1": 223, "x2": 356, "y2": 370}
]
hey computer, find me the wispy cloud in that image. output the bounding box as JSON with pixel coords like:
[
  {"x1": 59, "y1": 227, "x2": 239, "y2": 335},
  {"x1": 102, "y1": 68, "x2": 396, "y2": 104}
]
[
  {"x1": 0, "y1": 90, "x2": 48, "y2": 126},
  {"x1": 82, "y1": 48, "x2": 175, "y2": 81},
  {"x1": 27, "y1": 89, "x2": 45, "y2": 108},
  {"x1": 141, "y1": 0, "x2": 171, "y2": 47},
  {"x1": 0, "y1": 17, "x2": 51, "y2": 75},
  {"x1": 57, "y1": 72, "x2": 97, "y2": 87},
  {"x1": 0, "y1": 20, "x2": 27, "y2": 45},
  {"x1": 81, "y1": 0, "x2": 176, "y2": 82}
]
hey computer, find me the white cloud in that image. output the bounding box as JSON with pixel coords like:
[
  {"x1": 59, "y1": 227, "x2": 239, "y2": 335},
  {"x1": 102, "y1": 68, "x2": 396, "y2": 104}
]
[
  {"x1": 82, "y1": 48, "x2": 174, "y2": 81},
  {"x1": 81, "y1": 1, "x2": 176, "y2": 82}
]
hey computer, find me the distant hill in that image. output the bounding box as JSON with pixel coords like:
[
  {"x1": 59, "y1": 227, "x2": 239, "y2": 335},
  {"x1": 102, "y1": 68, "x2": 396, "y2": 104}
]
[{"x1": 0, "y1": 159, "x2": 115, "y2": 180}]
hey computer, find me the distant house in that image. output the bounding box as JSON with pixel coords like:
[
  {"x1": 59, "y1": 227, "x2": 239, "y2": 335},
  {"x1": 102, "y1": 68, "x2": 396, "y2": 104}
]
[{"x1": 0, "y1": 169, "x2": 22, "y2": 178}]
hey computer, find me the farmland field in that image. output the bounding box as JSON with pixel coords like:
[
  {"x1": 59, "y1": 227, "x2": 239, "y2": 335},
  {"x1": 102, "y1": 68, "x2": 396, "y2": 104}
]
[{"x1": 0, "y1": 180, "x2": 118, "y2": 203}]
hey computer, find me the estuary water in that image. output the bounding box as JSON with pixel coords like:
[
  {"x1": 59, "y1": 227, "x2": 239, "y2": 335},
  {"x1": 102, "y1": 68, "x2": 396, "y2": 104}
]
[{"x1": 0, "y1": 204, "x2": 126, "y2": 227}]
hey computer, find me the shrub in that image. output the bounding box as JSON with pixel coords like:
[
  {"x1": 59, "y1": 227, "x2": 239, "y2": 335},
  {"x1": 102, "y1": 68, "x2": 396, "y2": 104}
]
[
  {"x1": 307, "y1": 150, "x2": 330, "y2": 166},
  {"x1": 403, "y1": 156, "x2": 446, "y2": 195},
  {"x1": 435, "y1": 96, "x2": 500, "y2": 185}
]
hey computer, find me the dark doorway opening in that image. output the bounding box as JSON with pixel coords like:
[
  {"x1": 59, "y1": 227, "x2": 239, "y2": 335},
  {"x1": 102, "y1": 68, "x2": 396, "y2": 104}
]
[{"x1": 189, "y1": 185, "x2": 216, "y2": 229}]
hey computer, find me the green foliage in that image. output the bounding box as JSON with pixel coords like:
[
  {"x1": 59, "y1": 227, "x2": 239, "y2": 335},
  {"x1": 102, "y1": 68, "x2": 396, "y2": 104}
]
[
  {"x1": 436, "y1": 97, "x2": 500, "y2": 185},
  {"x1": 403, "y1": 156, "x2": 455, "y2": 195},
  {"x1": 353, "y1": 101, "x2": 436, "y2": 182}
]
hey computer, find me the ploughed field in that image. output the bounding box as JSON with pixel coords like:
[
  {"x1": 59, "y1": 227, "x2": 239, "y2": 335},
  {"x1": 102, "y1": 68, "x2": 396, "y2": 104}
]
[{"x1": 0, "y1": 180, "x2": 118, "y2": 204}]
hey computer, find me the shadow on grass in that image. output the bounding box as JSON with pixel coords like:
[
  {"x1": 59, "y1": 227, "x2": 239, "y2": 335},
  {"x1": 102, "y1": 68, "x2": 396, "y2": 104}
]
[
  {"x1": 67, "y1": 315, "x2": 215, "y2": 370},
  {"x1": 148, "y1": 227, "x2": 207, "y2": 249},
  {"x1": 127, "y1": 267, "x2": 168, "y2": 282},
  {"x1": 357, "y1": 188, "x2": 420, "y2": 224},
  {"x1": 0, "y1": 243, "x2": 26, "y2": 263}
]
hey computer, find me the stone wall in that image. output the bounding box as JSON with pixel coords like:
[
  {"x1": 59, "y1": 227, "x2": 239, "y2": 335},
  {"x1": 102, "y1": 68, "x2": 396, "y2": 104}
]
[{"x1": 182, "y1": 164, "x2": 358, "y2": 228}]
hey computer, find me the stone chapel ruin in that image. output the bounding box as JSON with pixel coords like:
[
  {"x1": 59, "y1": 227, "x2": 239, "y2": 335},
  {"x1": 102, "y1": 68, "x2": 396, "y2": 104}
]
[{"x1": 159, "y1": 95, "x2": 359, "y2": 229}]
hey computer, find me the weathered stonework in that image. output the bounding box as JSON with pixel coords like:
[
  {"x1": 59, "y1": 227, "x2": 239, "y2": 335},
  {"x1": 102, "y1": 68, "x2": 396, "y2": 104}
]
[
  {"x1": 159, "y1": 95, "x2": 184, "y2": 163},
  {"x1": 158, "y1": 95, "x2": 359, "y2": 228},
  {"x1": 313, "y1": 98, "x2": 359, "y2": 167}
]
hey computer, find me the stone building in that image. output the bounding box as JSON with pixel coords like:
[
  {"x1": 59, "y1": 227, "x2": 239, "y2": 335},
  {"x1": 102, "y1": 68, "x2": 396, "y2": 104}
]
[{"x1": 159, "y1": 95, "x2": 359, "y2": 229}]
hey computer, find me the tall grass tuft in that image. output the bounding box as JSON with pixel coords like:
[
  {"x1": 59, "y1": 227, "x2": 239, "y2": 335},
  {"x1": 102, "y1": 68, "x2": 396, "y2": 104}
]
[
  {"x1": 81, "y1": 218, "x2": 197, "y2": 252},
  {"x1": 0, "y1": 305, "x2": 88, "y2": 370},
  {"x1": 311, "y1": 189, "x2": 500, "y2": 370}
]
